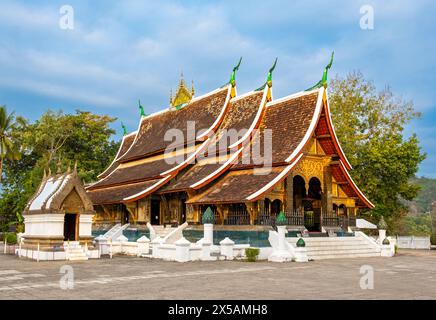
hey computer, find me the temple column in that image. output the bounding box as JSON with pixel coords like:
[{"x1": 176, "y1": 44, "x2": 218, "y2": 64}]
[
  {"x1": 160, "y1": 195, "x2": 170, "y2": 225},
  {"x1": 323, "y1": 165, "x2": 333, "y2": 227},
  {"x1": 137, "y1": 197, "x2": 150, "y2": 224},
  {"x1": 125, "y1": 202, "x2": 138, "y2": 225},
  {"x1": 245, "y1": 202, "x2": 258, "y2": 225},
  {"x1": 186, "y1": 204, "x2": 198, "y2": 224},
  {"x1": 285, "y1": 176, "x2": 293, "y2": 215},
  {"x1": 216, "y1": 205, "x2": 225, "y2": 225}
]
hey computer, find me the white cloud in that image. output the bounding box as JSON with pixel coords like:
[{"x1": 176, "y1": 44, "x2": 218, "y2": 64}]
[{"x1": 0, "y1": 1, "x2": 57, "y2": 29}]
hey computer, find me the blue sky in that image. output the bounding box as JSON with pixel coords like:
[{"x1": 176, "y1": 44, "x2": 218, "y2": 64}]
[{"x1": 0, "y1": 0, "x2": 435, "y2": 177}]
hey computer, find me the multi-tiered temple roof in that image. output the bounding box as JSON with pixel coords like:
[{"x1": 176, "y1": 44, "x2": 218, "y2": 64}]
[{"x1": 86, "y1": 58, "x2": 374, "y2": 210}]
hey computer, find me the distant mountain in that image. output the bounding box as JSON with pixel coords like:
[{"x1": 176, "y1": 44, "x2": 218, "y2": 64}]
[
  {"x1": 396, "y1": 177, "x2": 435, "y2": 236},
  {"x1": 409, "y1": 177, "x2": 436, "y2": 214}
]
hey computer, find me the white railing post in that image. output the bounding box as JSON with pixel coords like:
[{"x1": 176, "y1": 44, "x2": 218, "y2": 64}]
[
  {"x1": 37, "y1": 242, "x2": 40, "y2": 262},
  {"x1": 3, "y1": 238, "x2": 6, "y2": 254},
  {"x1": 109, "y1": 239, "x2": 113, "y2": 259}
]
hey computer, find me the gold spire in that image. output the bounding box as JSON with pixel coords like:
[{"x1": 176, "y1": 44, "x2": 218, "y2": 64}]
[
  {"x1": 191, "y1": 80, "x2": 195, "y2": 96},
  {"x1": 171, "y1": 71, "x2": 193, "y2": 109}
]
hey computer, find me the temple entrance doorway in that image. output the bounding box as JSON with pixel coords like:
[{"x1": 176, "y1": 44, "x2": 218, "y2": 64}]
[
  {"x1": 180, "y1": 194, "x2": 187, "y2": 224},
  {"x1": 306, "y1": 177, "x2": 322, "y2": 231},
  {"x1": 121, "y1": 210, "x2": 129, "y2": 224},
  {"x1": 64, "y1": 213, "x2": 78, "y2": 241},
  {"x1": 271, "y1": 199, "x2": 282, "y2": 216},
  {"x1": 294, "y1": 175, "x2": 323, "y2": 232},
  {"x1": 151, "y1": 199, "x2": 161, "y2": 225}
]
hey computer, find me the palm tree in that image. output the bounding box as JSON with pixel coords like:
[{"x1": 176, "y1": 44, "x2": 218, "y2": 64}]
[{"x1": 0, "y1": 106, "x2": 21, "y2": 183}]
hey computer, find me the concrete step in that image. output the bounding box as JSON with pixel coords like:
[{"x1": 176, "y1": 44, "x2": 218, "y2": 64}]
[
  {"x1": 293, "y1": 240, "x2": 369, "y2": 247},
  {"x1": 306, "y1": 248, "x2": 380, "y2": 255},
  {"x1": 308, "y1": 252, "x2": 381, "y2": 260},
  {"x1": 286, "y1": 235, "x2": 382, "y2": 260},
  {"x1": 289, "y1": 237, "x2": 364, "y2": 242},
  {"x1": 306, "y1": 246, "x2": 379, "y2": 253}
]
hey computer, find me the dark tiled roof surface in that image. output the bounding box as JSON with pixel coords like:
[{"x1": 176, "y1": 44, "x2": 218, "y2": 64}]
[
  {"x1": 187, "y1": 166, "x2": 287, "y2": 204},
  {"x1": 89, "y1": 153, "x2": 190, "y2": 189},
  {"x1": 119, "y1": 87, "x2": 229, "y2": 162},
  {"x1": 159, "y1": 161, "x2": 223, "y2": 193},
  {"x1": 234, "y1": 91, "x2": 319, "y2": 168},
  {"x1": 88, "y1": 180, "x2": 159, "y2": 205},
  {"x1": 214, "y1": 92, "x2": 263, "y2": 153}
]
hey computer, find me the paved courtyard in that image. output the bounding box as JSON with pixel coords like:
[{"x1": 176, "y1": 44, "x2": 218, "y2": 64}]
[{"x1": 0, "y1": 249, "x2": 435, "y2": 299}]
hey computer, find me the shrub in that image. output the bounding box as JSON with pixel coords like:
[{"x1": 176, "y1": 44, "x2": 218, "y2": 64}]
[
  {"x1": 245, "y1": 248, "x2": 260, "y2": 262},
  {"x1": 3, "y1": 233, "x2": 17, "y2": 244}
]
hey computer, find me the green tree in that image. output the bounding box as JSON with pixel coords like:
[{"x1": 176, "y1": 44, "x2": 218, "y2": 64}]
[
  {"x1": 329, "y1": 72, "x2": 426, "y2": 232},
  {"x1": 0, "y1": 109, "x2": 119, "y2": 231},
  {"x1": 0, "y1": 106, "x2": 23, "y2": 182}
]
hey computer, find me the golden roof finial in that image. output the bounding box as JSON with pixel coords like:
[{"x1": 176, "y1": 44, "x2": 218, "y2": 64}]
[
  {"x1": 169, "y1": 89, "x2": 173, "y2": 106},
  {"x1": 179, "y1": 70, "x2": 186, "y2": 88},
  {"x1": 171, "y1": 71, "x2": 193, "y2": 109},
  {"x1": 191, "y1": 80, "x2": 195, "y2": 96}
]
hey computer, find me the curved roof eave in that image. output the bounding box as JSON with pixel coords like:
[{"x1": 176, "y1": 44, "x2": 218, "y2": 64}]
[
  {"x1": 324, "y1": 89, "x2": 353, "y2": 170},
  {"x1": 97, "y1": 130, "x2": 138, "y2": 180},
  {"x1": 338, "y1": 160, "x2": 375, "y2": 209},
  {"x1": 123, "y1": 175, "x2": 173, "y2": 203}
]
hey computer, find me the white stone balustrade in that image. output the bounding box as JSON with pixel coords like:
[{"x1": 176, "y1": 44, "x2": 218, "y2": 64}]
[
  {"x1": 175, "y1": 237, "x2": 191, "y2": 262},
  {"x1": 137, "y1": 235, "x2": 150, "y2": 256},
  {"x1": 220, "y1": 237, "x2": 235, "y2": 260}
]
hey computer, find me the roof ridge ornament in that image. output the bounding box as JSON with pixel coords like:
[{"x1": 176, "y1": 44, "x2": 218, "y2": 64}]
[
  {"x1": 229, "y1": 57, "x2": 242, "y2": 87},
  {"x1": 255, "y1": 57, "x2": 278, "y2": 91},
  {"x1": 121, "y1": 122, "x2": 127, "y2": 136},
  {"x1": 305, "y1": 51, "x2": 334, "y2": 91},
  {"x1": 139, "y1": 100, "x2": 146, "y2": 117}
]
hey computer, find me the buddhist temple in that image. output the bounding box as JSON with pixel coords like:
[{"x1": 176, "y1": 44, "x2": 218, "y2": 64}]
[
  {"x1": 21, "y1": 164, "x2": 97, "y2": 260},
  {"x1": 86, "y1": 56, "x2": 374, "y2": 232}
]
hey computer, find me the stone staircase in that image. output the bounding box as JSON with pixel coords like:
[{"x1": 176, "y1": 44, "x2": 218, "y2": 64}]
[
  {"x1": 287, "y1": 236, "x2": 381, "y2": 260},
  {"x1": 64, "y1": 241, "x2": 88, "y2": 261}
]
